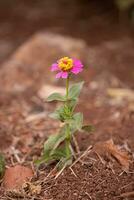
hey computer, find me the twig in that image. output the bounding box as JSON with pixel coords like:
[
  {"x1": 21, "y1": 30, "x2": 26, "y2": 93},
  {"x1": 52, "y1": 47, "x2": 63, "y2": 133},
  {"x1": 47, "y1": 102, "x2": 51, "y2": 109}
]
[
  {"x1": 43, "y1": 164, "x2": 57, "y2": 182},
  {"x1": 72, "y1": 135, "x2": 80, "y2": 154},
  {"x1": 71, "y1": 145, "x2": 92, "y2": 168},
  {"x1": 85, "y1": 192, "x2": 92, "y2": 200},
  {"x1": 95, "y1": 152, "x2": 105, "y2": 165},
  {"x1": 121, "y1": 182, "x2": 133, "y2": 189},
  {"x1": 69, "y1": 167, "x2": 78, "y2": 178},
  {"x1": 69, "y1": 144, "x2": 77, "y2": 160},
  {"x1": 107, "y1": 162, "x2": 116, "y2": 175},
  {"x1": 10, "y1": 147, "x2": 22, "y2": 163},
  {"x1": 55, "y1": 164, "x2": 66, "y2": 179}
]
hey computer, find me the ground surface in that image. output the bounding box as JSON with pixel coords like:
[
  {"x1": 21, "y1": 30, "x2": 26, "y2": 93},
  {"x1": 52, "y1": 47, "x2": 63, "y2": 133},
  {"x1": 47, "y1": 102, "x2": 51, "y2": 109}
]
[{"x1": 0, "y1": 1, "x2": 134, "y2": 200}]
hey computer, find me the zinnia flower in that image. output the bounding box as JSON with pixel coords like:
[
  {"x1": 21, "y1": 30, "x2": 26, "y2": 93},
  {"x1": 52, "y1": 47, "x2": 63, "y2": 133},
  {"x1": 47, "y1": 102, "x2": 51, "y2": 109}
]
[{"x1": 51, "y1": 57, "x2": 83, "y2": 79}]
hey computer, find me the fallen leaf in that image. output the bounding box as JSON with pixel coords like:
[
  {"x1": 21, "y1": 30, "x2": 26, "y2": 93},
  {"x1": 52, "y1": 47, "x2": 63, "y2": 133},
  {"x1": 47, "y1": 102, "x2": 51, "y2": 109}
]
[
  {"x1": 94, "y1": 139, "x2": 130, "y2": 172},
  {"x1": 23, "y1": 182, "x2": 42, "y2": 195}
]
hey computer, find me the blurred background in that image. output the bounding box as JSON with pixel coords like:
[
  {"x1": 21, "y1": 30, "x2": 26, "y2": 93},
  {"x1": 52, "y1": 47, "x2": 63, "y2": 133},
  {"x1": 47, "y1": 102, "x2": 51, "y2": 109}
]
[{"x1": 0, "y1": 0, "x2": 133, "y2": 87}]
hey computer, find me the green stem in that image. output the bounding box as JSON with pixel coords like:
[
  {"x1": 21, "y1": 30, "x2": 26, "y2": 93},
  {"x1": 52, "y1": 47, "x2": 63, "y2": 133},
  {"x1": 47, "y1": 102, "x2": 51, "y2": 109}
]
[
  {"x1": 65, "y1": 75, "x2": 71, "y2": 157},
  {"x1": 65, "y1": 124, "x2": 71, "y2": 157},
  {"x1": 66, "y1": 75, "x2": 69, "y2": 100}
]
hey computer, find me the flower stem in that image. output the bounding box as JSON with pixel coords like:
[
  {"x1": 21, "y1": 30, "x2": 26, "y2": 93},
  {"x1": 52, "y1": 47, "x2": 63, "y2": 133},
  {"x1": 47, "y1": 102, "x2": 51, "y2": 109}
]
[
  {"x1": 65, "y1": 75, "x2": 71, "y2": 157},
  {"x1": 65, "y1": 124, "x2": 71, "y2": 157},
  {"x1": 66, "y1": 75, "x2": 69, "y2": 100}
]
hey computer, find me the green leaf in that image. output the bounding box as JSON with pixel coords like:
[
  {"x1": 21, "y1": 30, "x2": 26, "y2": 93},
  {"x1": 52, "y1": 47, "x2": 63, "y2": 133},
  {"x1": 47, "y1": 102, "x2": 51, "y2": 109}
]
[
  {"x1": 44, "y1": 127, "x2": 66, "y2": 156},
  {"x1": 62, "y1": 105, "x2": 72, "y2": 119},
  {"x1": 0, "y1": 154, "x2": 5, "y2": 178},
  {"x1": 36, "y1": 146, "x2": 68, "y2": 165},
  {"x1": 50, "y1": 147, "x2": 67, "y2": 159},
  {"x1": 36, "y1": 125, "x2": 69, "y2": 165},
  {"x1": 70, "y1": 112, "x2": 83, "y2": 133},
  {"x1": 50, "y1": 104, "x2": 73, "y2": 122},
  {"x1": 34, "y1": 157, "x2": 47, "y2": 166},
  {"x1": 49, "y1": 111, "x2": 61, "y2": 120},
  {"x1": 42, "y1": 125, "x2": 69, "y2": 163},
  {"x1": 82, "y1": 125, "x2": 94, "y2": 133},
  {"x1": 57, "y1": 156, "x2": 73, "y2": 170},
  {"x1": 69, "y1": 99, "x2": 77, "y2": 111},
  {"x1": 35, "y1": 126, "x2": 67, "y2": 165},
  {"x1": 73, "y1": 112, "x2": 83, "y2": 130},
  {"x1": 68, "y1": 81, "x2": 84, "y2": 100},
  {"x1": 49, "y1": 105, "x2": 65, "y2": 121},
  {"x1": 47, "y1": 93, "x2": 66, "y2": 102}
]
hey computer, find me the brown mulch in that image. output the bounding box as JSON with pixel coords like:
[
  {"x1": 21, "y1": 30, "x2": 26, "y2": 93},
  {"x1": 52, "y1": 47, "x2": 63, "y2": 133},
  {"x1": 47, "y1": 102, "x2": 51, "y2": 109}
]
[{"x1": 0, "y1": 68, "x2": 133, "y2": 200}]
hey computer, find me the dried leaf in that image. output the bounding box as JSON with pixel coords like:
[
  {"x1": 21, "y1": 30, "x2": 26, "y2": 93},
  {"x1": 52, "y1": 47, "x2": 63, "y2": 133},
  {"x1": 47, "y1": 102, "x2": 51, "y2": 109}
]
[
  {"x1": 23, "y1": 182, "x2": 42, "y2": 195},
  {"x1": 94, "y1": 139, "x2": 130, "y2": 172},
  {"x1": 106, "y1": 139, "x2": 130, "y2": 171}
]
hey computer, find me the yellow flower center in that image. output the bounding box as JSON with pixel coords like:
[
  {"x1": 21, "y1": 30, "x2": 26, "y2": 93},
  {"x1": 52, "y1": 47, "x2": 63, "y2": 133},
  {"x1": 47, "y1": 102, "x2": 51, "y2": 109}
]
[{"x1": 58, "y1": 57, "x2": 73, "y2": 71}]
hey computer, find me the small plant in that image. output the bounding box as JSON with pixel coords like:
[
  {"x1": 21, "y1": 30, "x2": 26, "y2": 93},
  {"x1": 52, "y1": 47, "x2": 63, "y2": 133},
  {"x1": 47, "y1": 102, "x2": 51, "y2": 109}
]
[{"x1": 37, "y1": 57, "x2": 93, "y2": 169}]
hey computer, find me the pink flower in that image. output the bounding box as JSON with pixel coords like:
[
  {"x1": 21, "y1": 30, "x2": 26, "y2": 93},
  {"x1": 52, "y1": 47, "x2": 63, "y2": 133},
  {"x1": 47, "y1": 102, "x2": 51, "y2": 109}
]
[{"x1": 51, "y1": 57, "x2": 83, "y2": 79}]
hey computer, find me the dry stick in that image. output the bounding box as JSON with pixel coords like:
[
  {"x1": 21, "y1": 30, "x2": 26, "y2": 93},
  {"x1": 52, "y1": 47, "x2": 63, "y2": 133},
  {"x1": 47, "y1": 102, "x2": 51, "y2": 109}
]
[
  {"x1": 44, "y1": 158, "x2": 67, "y2": 181},
  {"x1": 121, "y1": 182, "x2": 133, "y2": 189},
  {"x1": 43, "y1": 164, "x2": 58, "y2": 183},
  {"x1": 69, "y1": 167, "x2": 78, "y2": 178},
  {"x1": 71, "y1": 145, "x2": 92, "y2": 168},
  {"x1": 9, "y1": 146, "x2": 21, "y2": 164},
  {"x1": 10, "y1": 156, "x2": 15, "y2": 166},
  {"x1": 72, "y1": 135, "x2": 80, "y2": 154},
  {"x1": 69, "y1": 144, "x2": 77, "y2": 160},
  {"x1": 85, "y1": 192, "x2": 92, "y2": 200},
  {"x1": 52, "y1": 145, "x2": 78, "y2": 180},
  {"x1": 54, "y1": 146, "x2": 92, "y2": 180},
  {"x1": 44, "y1": 146, "x2": 92, "y2": 181},
  {"x1": 95, "y1": 152, "x2": 105, "y2": 165},
  {"x1": 107, "y1": 162, "x2": 116, "y2": 175},
  {"x1": 118, "y1": 170, "x2": 125, "y2": 176},
  {"x1": 54, "y1": 164, "x2": 66, "y2": 179}
]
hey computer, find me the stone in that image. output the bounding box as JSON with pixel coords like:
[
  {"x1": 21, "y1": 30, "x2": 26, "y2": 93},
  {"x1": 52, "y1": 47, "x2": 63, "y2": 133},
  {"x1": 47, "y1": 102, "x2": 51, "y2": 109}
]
[
  {"x1": 0, "y1": 32, "x2": 88, "y2": 94},
  {"x1": 3, "y1": 165, "x2": 33, "y2": 190}
]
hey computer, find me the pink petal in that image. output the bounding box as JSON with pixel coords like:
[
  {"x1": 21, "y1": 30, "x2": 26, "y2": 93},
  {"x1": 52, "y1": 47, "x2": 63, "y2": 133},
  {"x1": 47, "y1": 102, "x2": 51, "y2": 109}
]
[
  {"x1": 56, "y1": 71, "x2": 62, "y2": 78},
  {"x1": 51, "y1": 63, "x2": 59, "y2": 71},
  {"x1": 71, "y1": 66, "x2": 83, "y2": 74},
  {"x1": 55, "y1": 71, "x2": 68, "y2": 79},
  {"x1": 61, "y1": 71, "x2": 68, "y2": 79},
  {"x1": 73, "y1": 59, "x2": 83, "y2": 68}
]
